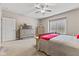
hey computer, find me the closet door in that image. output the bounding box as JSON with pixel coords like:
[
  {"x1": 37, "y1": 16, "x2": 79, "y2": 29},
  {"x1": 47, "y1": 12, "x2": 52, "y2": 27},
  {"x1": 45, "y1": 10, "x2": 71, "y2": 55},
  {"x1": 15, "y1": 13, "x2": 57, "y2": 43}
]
[
  {"x1": 2, "y1": 17, "x2": 16, "y2": 41},
  {"x1": 0, "y1": 19, "x2": 1, "y2": 42}
]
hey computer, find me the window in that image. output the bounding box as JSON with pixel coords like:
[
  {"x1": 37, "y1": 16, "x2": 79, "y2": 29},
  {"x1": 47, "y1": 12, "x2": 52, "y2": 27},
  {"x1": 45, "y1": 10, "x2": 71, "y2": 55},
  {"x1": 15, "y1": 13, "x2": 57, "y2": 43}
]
[{"x1": 49, "y1": 17, "x2": 67, "y2": 34}]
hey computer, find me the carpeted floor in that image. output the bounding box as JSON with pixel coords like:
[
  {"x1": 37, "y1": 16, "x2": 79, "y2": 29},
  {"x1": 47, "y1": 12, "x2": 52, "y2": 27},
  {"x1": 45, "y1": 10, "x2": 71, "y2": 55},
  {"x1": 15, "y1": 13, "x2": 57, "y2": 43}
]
[{"x1": 0, "y1": 37, "x2": 46, "y2": 56}]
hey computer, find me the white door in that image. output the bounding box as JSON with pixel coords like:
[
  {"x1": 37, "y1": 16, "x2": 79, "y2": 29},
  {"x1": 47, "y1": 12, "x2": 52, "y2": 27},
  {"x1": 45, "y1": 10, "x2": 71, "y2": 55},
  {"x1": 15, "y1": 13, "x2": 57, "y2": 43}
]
[
  {"x1": 2, "y1": 17, "x2": 16, "y2": 41},
  {"x1": 0, "y1": 18, "x2": 1, "y2": 42}
]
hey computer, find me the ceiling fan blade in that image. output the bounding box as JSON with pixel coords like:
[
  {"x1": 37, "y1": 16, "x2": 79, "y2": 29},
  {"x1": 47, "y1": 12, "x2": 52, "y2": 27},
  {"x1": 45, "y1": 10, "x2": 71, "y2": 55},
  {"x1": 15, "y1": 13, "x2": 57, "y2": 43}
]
[
  {"x1": 46, "y1": 9, "x2": 52, "y2": 12},
  {"x1": 35, "y1": 11, "x2": 40, "y2": 13}
]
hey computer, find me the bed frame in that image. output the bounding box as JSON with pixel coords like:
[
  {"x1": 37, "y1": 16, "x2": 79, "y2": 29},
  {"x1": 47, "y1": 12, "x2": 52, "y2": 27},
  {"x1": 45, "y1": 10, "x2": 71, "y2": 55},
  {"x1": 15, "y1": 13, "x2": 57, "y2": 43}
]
[{"x1": 38, "y1": 38, "x2": 79, "y2": 56}]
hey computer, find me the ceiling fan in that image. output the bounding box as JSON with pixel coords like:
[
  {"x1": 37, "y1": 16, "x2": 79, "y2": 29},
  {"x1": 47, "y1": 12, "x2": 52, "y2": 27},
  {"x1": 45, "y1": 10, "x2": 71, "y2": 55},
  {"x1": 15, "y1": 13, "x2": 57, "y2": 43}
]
[{"x1": 34, "y1": 3, "x2": 53, "y2": 14}]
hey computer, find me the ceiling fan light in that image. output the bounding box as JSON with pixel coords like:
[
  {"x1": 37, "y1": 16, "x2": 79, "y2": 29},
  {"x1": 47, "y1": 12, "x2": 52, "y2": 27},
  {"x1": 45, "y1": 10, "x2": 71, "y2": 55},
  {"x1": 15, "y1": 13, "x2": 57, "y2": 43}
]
[{"x1": 41, "y1": 9, "x2": 45, "y2": 13}]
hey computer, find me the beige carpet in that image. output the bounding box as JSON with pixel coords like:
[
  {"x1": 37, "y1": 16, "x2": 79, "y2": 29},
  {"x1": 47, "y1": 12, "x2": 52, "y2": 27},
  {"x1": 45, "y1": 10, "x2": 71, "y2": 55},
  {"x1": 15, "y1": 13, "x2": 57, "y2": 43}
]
[{"x1": 0, "y1": 38, "x2": 46, "y2": 56}]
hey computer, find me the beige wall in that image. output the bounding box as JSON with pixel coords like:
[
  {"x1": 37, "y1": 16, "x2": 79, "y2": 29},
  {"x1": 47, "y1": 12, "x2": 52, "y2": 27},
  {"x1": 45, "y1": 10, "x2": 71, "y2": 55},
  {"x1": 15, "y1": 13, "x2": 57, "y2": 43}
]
[
  {"x1": 40, "y1": 8, "x2": 79, "y2": 35},
  {"x1": 16, "y1": 15, "x2": 38, "y2": 33},
  {"x1": 2, "y1": 9, "x2": 38, "y2": 34}
]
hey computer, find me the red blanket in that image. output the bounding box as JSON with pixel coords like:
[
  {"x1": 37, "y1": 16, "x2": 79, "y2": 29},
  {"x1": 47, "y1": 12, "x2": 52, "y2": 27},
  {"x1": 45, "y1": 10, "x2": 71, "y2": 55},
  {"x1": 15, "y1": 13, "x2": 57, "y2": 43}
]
[
  {"x1": 76, "y1": 34, "x2": 79, "y2": 39},
  {"x1": 40, "y1": 34, "x2": 59, "y2": 40}
]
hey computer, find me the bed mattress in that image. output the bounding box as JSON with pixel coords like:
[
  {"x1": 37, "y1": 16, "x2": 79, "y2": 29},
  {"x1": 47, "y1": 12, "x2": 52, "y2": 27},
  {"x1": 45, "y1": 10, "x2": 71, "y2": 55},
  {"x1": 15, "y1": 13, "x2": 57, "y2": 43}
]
[{"x1": 39, "y1": 35, "x2": 79, "y2": 56}]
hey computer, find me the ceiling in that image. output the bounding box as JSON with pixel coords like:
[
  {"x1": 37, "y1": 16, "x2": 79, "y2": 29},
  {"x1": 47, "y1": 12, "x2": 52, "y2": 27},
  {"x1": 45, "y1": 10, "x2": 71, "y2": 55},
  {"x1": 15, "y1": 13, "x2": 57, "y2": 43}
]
[{"x1": 0, "y1": 3, "x2": 79, "y2": 19}]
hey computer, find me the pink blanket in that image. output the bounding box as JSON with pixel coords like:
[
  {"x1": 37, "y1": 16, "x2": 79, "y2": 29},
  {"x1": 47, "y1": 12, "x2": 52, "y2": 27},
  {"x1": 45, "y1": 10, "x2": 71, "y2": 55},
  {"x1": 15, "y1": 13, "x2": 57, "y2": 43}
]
[{"x1": 40, "y1": 34, "x2": 59, "y2": 40}]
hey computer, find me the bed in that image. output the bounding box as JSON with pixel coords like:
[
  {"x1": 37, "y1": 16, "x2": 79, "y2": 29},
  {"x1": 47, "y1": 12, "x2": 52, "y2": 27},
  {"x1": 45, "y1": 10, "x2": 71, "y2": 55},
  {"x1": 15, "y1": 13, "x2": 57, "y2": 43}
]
[{"x1": 38, "y1": 34, "x2": 79, "y2": 56}]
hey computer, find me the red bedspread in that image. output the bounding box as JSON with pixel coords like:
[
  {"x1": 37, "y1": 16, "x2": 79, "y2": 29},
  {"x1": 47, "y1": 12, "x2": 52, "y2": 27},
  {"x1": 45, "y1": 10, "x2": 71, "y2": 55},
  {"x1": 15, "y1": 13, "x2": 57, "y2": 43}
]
[
  {"x1": 39, "y1": 33, "x2": 59, "y2": 40},
  {"x1": 76, "y1": 34, "x2": 79, "y2": 39}
]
